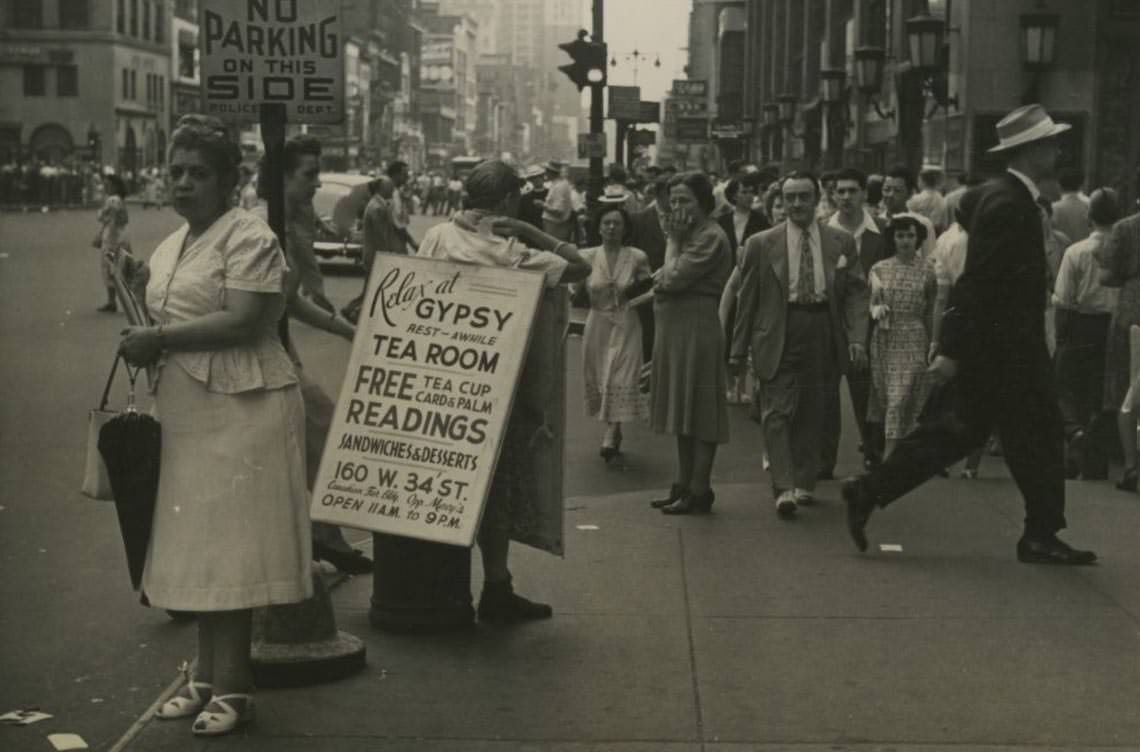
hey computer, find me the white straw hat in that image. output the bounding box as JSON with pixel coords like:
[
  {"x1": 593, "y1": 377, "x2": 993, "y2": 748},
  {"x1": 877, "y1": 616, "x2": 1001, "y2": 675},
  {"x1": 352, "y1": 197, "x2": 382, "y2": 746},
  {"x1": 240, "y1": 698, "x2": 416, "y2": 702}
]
[{"x1": 987, "y1": 104, "x2": 1070, "y2": 153}]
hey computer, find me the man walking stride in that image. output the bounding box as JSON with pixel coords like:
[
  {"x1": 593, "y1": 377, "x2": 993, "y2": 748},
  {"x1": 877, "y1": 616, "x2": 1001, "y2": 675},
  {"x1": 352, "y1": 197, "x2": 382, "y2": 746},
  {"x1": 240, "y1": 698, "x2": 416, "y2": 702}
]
[
  {"x1": 732, "y1": 172, "x2": 868, "y2": 517},
  {"x1": 843, "y1": 104, "x2": 1097, "y2": 566}
]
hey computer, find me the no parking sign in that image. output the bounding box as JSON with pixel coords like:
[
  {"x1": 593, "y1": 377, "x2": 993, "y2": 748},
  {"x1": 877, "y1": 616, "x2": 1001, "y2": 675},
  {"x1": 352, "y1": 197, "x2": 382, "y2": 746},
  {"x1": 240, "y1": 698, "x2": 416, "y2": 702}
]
[{"x1": 199, "y1": 0, "x2": 344, "y2": 124}]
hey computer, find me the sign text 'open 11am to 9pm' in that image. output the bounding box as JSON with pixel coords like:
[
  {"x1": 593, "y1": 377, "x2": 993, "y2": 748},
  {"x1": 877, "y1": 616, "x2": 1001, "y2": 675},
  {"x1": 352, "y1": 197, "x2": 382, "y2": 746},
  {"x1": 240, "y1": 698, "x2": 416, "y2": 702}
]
[{"x1": 199, "y1": 0, "x2": 344, "y2": 124}]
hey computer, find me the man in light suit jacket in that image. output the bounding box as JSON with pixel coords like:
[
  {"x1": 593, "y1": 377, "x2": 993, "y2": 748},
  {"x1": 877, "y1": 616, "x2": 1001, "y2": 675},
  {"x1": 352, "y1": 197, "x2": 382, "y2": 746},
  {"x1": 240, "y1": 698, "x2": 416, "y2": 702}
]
[
  {"x1": 843, "y1": 104, "x2": 1097, "y2": 566},
  {"x1": 820, "y1": 167, "x2": 890, "y2": 476},
  {"x1": 731, "y1": 172, "x2": 869, "y2": 518}
]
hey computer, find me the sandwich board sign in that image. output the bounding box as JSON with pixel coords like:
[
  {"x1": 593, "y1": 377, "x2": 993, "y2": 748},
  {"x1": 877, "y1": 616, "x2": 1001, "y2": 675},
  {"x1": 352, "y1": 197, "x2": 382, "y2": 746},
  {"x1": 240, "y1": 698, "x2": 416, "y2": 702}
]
[
  {"x1": 200, "y1": 0, "x2": 344, "y2": 124},
  {"x1": 310, "y1": 254, "x2": 546, "y2": 547}
]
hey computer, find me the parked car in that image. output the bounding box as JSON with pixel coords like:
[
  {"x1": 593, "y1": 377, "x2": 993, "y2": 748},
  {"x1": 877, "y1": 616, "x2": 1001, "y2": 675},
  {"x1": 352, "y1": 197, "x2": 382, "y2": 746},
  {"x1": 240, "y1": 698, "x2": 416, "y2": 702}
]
[{"x1": 313, "y1": 172, "x2": 370, "y2": 266}]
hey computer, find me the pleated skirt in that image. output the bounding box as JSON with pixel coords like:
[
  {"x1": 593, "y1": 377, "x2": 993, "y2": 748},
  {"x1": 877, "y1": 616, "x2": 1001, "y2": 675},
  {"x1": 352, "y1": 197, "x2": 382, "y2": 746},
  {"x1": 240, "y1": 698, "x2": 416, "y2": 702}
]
[
  {"x1": 650, "y1": 296, "x2": 730, "y2": 444},
  {"x1": 141, "y1": 362, "x2": 313, "y2": 611}
]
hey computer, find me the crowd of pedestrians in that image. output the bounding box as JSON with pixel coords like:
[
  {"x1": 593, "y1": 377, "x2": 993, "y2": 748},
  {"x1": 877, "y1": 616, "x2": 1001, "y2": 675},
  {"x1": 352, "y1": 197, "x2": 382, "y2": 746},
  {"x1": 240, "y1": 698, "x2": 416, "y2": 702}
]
[{"x1": 91, "y1": 102, "x2": 1140, "y2": 738}]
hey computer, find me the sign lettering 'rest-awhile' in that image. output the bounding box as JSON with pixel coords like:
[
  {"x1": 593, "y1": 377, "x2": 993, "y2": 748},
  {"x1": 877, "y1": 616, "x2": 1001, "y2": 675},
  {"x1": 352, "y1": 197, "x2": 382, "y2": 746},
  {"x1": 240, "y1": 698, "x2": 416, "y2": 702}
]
[
  {"x1": 310, "y1": 254, "x2": 546, "y2": 547},
  {"x1": 199, "y1": 0, "x2": 344, "y2": 124}
]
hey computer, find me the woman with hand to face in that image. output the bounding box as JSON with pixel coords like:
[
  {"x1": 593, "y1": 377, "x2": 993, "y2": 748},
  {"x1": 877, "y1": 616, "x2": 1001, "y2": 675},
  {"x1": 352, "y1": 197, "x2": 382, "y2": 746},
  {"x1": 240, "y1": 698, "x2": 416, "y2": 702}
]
[
  {"x1": 648, "y1": 172, "x2": 734, "y2": 514},
  {"x1": 116, "y1": 115, "x2": 311, "y2": 737},
  {"x1": 580, "y1": 204, "x2": 652, "y2": 461}
]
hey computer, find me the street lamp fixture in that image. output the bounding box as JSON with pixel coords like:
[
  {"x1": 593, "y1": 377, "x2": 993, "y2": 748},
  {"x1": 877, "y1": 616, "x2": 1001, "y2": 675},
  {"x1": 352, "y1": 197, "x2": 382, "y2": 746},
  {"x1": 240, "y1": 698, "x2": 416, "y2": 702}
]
[
  {"x1": 1021, "y1": 11, "x2": 1059, "y2": 71},
  {"x1": 905, "y1": 14, "x2": 944, "y2": 72},
  {"x1": 905, "y1": 14, "x2": 957, "y2": 115},
  {"x1": 763, "y1": 103, "x2": 780, "y2": 127},
  {"x1": 820, "y1": 68, "x2": 846, "y2": 105},
  {"x1": 777, "y1": 92, "x2": 798, "y2": 124},
  {"x1": 1019, "y1": 6, "x2": 1060, "y2": 103},
  {"x1": 853, "y1": 46, "x2": 895, "y2": 120}
]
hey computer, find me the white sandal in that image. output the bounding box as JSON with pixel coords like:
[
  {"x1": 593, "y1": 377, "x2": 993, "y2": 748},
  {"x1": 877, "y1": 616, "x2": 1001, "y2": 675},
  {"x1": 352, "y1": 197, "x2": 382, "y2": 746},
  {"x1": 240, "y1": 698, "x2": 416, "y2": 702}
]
[
  {"x1": 155, "y1": 680, "x2": 213, "y2": 720},
  {"x1": 192, "y1": 693, "x2": 255, "y2": 736}
]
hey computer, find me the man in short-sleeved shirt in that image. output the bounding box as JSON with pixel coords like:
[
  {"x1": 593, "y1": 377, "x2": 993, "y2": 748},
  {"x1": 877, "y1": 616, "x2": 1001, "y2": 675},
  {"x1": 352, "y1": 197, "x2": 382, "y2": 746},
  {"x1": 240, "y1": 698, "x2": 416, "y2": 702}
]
[{"x1": 416, "y1": 159, "x2": 588, "y2": 623}]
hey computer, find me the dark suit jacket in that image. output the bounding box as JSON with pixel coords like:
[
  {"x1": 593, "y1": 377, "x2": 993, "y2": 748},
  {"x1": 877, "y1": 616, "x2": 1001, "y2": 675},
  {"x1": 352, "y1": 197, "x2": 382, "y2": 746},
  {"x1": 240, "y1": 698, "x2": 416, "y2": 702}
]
[
  {"x1": 629, "y1": 205, "x2": 667, "y2": 271},
  {"x1": 731, "y1": 220, "x2": 869, "y2": 381},
  {"x1": 717, "y1": 209, "x2": 770, "y2": 265},
  {"x1": 940, "y1": 172, "x2": 1048, "y2": 365},
  {"x1": 519, "y1": 189, "x2": 547, "y2": 230}
]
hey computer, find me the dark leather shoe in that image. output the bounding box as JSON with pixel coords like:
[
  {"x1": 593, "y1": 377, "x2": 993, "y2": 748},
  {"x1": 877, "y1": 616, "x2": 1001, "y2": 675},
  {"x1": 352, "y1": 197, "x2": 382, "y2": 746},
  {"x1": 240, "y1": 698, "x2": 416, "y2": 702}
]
[
  {"x1": 478, "y1": 578, "x2": 553, "y2": 622},
  {"x1": 650, "y1": 483, "x2": 687, "y2": 509},
  {"x1": 1016, "y1": 535, "x2": 1097, "y2": 566},
  {"x1": 662, "y1": 490, "x2": 714, "y2": 515},
  {"x1": 313, "y1": 542, "x2": 374, "y2": 575},
  {"x1": 841, "y1": 478, "x2": 875, "y2": 552}
]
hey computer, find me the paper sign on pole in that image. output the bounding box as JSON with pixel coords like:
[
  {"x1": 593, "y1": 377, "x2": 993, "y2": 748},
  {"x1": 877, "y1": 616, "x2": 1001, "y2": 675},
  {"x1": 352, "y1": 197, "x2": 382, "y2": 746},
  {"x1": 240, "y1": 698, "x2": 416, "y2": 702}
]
[
  {"x1": 310, "y1": 254, "x2": 545, "y2": 547},
  {"x1": 199, "y1": 0, "x2": 344, "y2": 124}
]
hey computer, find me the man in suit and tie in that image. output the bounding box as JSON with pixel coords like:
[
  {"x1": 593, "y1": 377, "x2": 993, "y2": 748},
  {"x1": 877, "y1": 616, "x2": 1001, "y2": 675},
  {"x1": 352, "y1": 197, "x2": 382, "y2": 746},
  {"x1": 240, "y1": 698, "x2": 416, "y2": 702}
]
[
  {"x1": 731, "y1": 172, "x2": 869, "y2": 517},
  {"x1": 843, "y1": 104, "x2": 1097, "y2": 566},
  {"x1": 820, "y1": 167, "x2": 890, "y2": 477}
]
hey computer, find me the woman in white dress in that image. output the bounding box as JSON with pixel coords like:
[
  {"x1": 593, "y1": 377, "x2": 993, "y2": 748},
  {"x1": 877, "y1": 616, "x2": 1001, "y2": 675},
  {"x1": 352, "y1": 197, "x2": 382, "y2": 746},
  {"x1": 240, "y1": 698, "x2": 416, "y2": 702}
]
[
  {"x1": 581, "y1": 204, "x2": 652, "y2": 460},
  {"x1": 116, "y1": 115, "x2": 310, "y2": 737}
]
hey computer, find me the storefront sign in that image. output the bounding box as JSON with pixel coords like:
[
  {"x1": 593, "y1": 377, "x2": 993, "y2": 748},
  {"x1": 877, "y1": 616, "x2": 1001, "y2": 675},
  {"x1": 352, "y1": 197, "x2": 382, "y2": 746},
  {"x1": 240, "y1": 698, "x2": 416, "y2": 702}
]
[
  {"x1": 638, "y1": 100, "x2": 661, "y2": 123},
  {"x1": 310, "y1": 254, "x2": 545, "y2": 546},
  {"x1": 675, "y1": 117, "x2": 709, "y2": 143},
  {"x1": 672, "y1": 79, "x2": 708, "y2": 97},
  {"x1": 608, "y1": 86, "x2": 641, "y2": 121},
  {"x1": 199, "y1": 0, "x2": 344, "y2": 124}
]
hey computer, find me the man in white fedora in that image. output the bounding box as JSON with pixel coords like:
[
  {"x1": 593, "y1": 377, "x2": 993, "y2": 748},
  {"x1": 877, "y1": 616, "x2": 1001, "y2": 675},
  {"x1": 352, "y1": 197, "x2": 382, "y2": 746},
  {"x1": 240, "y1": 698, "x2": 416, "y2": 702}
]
[{"x1": 843, "y1": 103, "x2": 1097, "y2": 566}]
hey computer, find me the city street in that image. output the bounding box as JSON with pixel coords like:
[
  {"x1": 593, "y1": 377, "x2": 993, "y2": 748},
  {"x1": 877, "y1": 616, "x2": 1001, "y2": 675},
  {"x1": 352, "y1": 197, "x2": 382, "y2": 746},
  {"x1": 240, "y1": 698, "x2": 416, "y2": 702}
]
[{"x1": 1, "y1": 206, "x2": 1138, "y2": 751}]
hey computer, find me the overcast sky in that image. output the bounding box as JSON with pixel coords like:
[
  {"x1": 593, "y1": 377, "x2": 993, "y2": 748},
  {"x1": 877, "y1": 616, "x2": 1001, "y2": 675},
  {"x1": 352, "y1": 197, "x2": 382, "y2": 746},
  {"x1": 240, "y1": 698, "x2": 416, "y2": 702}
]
[{"x1": 580, "y1": 0, "x2": 690, "y2": 103}]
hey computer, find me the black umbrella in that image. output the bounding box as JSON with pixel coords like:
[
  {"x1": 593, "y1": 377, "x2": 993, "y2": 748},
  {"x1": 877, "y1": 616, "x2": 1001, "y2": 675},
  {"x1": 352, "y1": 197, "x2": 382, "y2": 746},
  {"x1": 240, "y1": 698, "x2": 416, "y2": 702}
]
[{"x1": 98, "y1": 365, "x2": 161, "y2": 590}]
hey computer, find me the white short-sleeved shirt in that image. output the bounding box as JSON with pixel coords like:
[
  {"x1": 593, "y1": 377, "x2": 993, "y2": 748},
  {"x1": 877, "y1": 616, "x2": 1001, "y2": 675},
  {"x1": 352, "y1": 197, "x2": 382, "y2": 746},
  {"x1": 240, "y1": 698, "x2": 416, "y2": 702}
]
[
  {"x1": 146, "y1": 208, "x2": 296, "y2": 394},
  {"x1": 417, "y1": 211, "x2": 568, "y2": 288}
]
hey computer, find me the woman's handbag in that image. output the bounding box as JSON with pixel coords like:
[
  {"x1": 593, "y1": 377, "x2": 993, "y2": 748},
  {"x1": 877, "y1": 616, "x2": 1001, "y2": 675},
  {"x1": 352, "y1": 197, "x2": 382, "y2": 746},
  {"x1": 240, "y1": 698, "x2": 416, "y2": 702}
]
[
  {"x1": 97, "y1": 357, "x2": 162, "y2": 590},
  {"x1": 81, "y1": 354, "x2": 122, "y2": 500}
]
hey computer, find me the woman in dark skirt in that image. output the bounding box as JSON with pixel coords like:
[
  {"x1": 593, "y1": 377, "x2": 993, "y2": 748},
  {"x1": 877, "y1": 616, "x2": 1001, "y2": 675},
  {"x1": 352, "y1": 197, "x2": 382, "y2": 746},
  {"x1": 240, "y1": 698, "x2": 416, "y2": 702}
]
[{"x1": 648, "y1": 172, "x2": 734, "y2": 514}]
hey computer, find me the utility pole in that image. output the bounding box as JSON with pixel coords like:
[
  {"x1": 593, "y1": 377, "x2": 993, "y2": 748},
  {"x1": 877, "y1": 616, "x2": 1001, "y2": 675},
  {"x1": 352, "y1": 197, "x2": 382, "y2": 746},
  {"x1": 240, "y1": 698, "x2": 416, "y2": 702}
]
[{"x1": 589, "y1": 0, "x2": 605, "y2": 206}]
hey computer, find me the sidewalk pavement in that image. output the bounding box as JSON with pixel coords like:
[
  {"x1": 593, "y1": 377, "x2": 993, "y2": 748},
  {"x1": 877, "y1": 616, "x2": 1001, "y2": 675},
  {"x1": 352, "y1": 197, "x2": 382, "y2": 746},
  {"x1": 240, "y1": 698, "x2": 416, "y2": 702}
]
[{"x1": 125, "y1": 469, "x2": 1140, "y2": 751}]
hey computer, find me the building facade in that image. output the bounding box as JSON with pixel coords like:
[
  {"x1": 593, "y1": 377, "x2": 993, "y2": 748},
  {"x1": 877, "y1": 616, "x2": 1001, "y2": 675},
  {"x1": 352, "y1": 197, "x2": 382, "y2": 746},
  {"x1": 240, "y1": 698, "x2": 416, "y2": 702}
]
[
  {"x1": 0, "y1": 0, "x2": 172, "y2": 176},
  {"x1": 740, "y1": 0, "x2": 1140, "y2": 203}
]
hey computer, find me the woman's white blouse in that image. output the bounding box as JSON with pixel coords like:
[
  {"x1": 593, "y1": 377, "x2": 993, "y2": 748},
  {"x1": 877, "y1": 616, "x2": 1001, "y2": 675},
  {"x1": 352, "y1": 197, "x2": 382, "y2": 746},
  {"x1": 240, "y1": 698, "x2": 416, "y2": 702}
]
[{"x1": 145, "y1": 208, "x2": 297, "y2": 394}]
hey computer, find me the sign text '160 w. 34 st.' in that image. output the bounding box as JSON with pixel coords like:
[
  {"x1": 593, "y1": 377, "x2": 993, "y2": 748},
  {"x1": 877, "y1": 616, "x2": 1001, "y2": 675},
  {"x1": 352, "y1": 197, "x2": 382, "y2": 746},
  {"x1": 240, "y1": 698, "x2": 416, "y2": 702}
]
[{"x1": 199, "y1": 0, "x2": 344, "y2": 124}]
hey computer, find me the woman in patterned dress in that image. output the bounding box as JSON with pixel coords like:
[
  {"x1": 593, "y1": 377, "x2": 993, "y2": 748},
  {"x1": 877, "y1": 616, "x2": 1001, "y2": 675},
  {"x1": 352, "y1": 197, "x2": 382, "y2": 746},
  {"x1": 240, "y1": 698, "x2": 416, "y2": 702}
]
[
  {"x1": 580, "y1": 204, "x2": 652, "y2": 460},
  {"x1": 867, "y1": 214, "x2": 939, "y2": 460}
]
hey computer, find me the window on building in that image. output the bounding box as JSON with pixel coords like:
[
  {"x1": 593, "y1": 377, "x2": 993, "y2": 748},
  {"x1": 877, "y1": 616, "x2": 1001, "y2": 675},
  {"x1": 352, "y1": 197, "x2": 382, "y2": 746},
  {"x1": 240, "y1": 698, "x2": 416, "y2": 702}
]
[
  {"x1": 178, "y1": 42, "x2": 196, "y2": 78},
  {"x1": 142, "y1": 1, "x2": 151, "y2": 40},
  {"x1": 130, "y1": 69, "x2": 137, "y2": 99},
  {"x1": 117, "y1": 0, "x2": 125, "y2": 32},
  {"x1": 155, "y1": 2, "x2": 165, "y2": 42},
  {"x1": 23, "y1": 66, "x2": 46, "y2": 96},
  {"x1": 57, "y1": 65, "x2": 79, "y2": 96},
  {"x1": 159, "y1": 75, "x2": 165, "y2": 108},
  {"x1": 59, "y1": 0, "x2": 89, "y2": 29},
  {"x1": 130, "y1": 0, "x2": 139, "y2": 36},
  {"x1": 12, "y1": 0, "x2": 43, "y2": 28},
  {"x1": 122, "y1": 69, "x2": 130, "y2": 99}
]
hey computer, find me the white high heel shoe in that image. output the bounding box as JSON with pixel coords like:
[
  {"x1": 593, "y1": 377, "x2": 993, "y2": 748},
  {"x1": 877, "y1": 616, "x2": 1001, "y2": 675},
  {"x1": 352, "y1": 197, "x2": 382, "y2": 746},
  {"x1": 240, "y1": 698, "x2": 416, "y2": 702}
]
[
  {"x1": 155, "y1": 680, "x2": 213, "y2": 720},
  {"x1": 191, "y1": 693, "x2": 255, "y2": 736}
]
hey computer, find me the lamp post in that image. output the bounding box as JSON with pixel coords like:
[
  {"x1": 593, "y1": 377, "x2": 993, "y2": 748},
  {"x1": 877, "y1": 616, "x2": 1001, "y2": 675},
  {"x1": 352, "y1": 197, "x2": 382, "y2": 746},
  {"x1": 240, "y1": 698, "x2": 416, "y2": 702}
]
[
  {"x1": 608, "y1": 48, "x2": 661, "y2": 87},
  {"x1": 820, "y1": 68, "x2": 847, "y2": 168},
  {"x1": 854, "y1": 46, "x2": 895, "y2": 120},
  {"x1": 776, "y1": 92, "x2": 798, "y2": 166},
  {"x1": 1020, "y1": 6, "x2": 1060, "y2": 103},
  {"x1": 905, "y1": 14, "x2": 958, "y2": 116}
]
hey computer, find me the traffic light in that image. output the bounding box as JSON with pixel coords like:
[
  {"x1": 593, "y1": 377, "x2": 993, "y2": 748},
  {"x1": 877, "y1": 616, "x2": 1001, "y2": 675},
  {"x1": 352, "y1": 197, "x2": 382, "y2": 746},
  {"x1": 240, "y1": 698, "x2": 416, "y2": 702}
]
[{"x1": 558, "y1": 30, "x2": 606, "y2": 90}]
